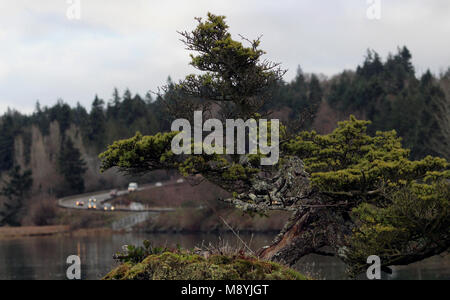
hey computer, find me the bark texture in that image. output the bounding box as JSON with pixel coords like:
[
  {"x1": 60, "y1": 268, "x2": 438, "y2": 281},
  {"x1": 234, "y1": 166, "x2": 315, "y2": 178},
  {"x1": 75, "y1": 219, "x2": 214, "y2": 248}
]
[{"x1": 209, "y1": 156, "x2": 354, "y2": 266}]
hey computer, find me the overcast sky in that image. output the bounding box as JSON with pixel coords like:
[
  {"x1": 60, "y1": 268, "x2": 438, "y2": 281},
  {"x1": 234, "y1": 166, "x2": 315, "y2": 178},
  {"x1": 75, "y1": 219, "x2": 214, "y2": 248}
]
[{"x1": 0, "y1": 0, "x2": 449, "y2": 114}]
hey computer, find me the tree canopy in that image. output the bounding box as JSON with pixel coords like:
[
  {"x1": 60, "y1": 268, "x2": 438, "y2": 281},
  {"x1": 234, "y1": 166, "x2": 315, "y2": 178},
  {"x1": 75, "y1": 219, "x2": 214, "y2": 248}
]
[
  {"x1": 284, "y1": 116, "x2": 449, "y2": 276},
  {"x1": 162, "y1": 12, "x2": 286, "y2": 121}
]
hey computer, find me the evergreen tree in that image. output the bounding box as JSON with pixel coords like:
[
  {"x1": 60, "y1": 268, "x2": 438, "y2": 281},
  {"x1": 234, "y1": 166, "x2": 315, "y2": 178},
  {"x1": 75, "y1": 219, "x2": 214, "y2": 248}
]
[
  {"x1": 287, "y1": 67, "x2": 308, "y2": 115},
  {"x1": 107, "y1": 88, "x2": 121, "y2": 119},
  {"x1": 88, "y1": 95, "x2": 106, "y2": 146},
  {"x1": 72, "y1": 102, "x2": 89, "y2": 130},
  {"x1": 0, "y1": 115, "x2": 15, "y2": 172},
  {"x1": 100, "y1": 14, "x2": 450, "y2": 276},
  {"x1": 357, "y1": 49, "x2": 383, "y2": 78},
  {"x1": 49, "y1": 100, "x2": 72, "y2": 135},
  {"x1": 118, "y1": 89, "x2": 134, "y2": 125},
  {"x1": 32, "y1": 101, "x2": 50, "y2": 135},
  {"x1": 307, "y1": 74, "x2": 323, "y2": 120},
  {"x1": 0, "y1": 166, "x2": 33, "y2": 226},
  {"x1": 58, "y1": 138, "x2": 87, "y2": 195}
]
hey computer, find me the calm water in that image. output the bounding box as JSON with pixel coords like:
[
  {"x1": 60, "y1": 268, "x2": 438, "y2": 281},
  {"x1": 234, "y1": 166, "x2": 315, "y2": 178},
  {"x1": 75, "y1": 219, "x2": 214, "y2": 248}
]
[{"x1": 0, "y1": 232, "x2": 448, "y2": 280}]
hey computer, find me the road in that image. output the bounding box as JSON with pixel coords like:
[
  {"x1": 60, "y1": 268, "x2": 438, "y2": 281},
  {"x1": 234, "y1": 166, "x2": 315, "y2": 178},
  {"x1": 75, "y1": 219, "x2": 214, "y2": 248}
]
[{"x1": 58, "y1": 181, "x2": 180, "y2": 213}]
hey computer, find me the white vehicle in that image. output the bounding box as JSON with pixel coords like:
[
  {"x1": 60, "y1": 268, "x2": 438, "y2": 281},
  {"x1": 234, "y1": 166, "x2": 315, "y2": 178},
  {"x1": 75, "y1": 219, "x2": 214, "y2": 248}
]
[
  {"x1": 176, "y1": 179, "x2": 184, "y2": 184},
  {"x1": 130, "y1": 202, "x2": 144, "y2": 211},
  {"x1": 155, "y1": 182, "x2": 163, "y2": 187},
  {"x1": 128, "y1": 182, "x2": 138, "y2": 193}
]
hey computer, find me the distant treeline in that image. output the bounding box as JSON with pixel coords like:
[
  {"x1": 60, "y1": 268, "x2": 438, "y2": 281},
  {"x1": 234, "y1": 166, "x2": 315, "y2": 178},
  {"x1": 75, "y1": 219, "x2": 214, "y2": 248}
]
[
  {"x1": 1, "y1": 46, "x2": 449, "y2": 179},
  {"x1": 328, "y1": 47, "x2": 450, "y2": 160}
]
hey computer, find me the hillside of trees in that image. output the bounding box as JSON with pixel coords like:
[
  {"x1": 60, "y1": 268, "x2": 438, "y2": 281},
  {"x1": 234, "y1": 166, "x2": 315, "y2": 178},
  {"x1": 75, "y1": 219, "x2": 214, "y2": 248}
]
[
  {"x1": 326, "y1": 47, "x2": 450, "y2": 160},
  {"x1": 0, "y1": 46, "x2": 449, "y2": 226}
]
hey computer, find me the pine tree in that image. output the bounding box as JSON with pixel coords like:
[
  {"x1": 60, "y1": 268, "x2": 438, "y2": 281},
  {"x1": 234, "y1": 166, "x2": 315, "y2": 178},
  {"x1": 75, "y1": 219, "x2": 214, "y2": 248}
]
[
  {"x1": 307, "y1": 74, "x2": 323, "y2": 120},
  {"x1": 171, "y1": 13, "x2": 285, "y2": 119},
  {"x1": 415, "y1": 71, "x2": 450, "y2": 159},
  {"x1": 0, "y1": 115, "x2": 15, "y2": 172},
  {"x1": 49, "y1": 100, "x2": 72, "y2": 135},
  {"x1": 72, "y1": 102, "x2": 89, "y2": 130},
  {"x1": 107, "y1": 88, "x2": 121, "y2": 119},
  {"x1": 0, "y1": 166, "x2": 33, "y2": 226},
  {"x1": 88, "y1": 95, "x2": 106, "y2": 146},
  {"x1": 58, "y1": 138, "x2": 87, "y2": 195},
  {"x1": 100, "y1": 14, "x2": 450, "y2": 277}
]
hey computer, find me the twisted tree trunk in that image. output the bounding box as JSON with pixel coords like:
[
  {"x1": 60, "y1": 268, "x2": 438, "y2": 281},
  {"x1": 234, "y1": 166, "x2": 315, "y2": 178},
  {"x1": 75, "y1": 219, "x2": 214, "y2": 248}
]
[
  {"x1": 259, "y1": 206, "x2": 352, "y2": 265},
  {"x1": 210, "y1": 156, "x2": 354, "y2": 266}
]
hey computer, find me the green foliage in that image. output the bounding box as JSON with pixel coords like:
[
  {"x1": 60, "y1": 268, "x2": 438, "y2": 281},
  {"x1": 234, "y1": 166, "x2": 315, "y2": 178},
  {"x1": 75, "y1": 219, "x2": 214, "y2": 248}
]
[
  {"x1": 178, "y1": 154, "x2": 225, "y2": 177},
  {"x1": 99, "y1": 131, "x2": 178, "y2": 174},
  {"x1": 105, "y1": 248, "x2": 308, "y2": 280},
  {"x1": 348, "y1": 180, "x2": 449, "y2": 277},
  {"x1": 173, "y1": 12, "x2": 286, "y2": 118},
  {"x1": 114, "y1": 240, "x2": 170, "y2": 264},
  {"x1": 99, "y1": 130, "x2": 265, "y2": 189},
  {"x1": 285, "y1": 116, "x2": 448, "y2": 194},
  {"x1": 100, "y1": 114, "x2": 449, "y2": 276},
  {"x1": 285, "y1": 116, "x2": 449, "y2": 275},
  {"x1": 221, "y1": 163, "x2": 258, "y2": 181}
]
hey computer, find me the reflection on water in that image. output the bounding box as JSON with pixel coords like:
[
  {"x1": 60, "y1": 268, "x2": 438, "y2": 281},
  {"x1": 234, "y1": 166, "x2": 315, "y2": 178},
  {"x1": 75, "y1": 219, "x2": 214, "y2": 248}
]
[
  {"x1": 0, "y1": 233, "x2": 448, "y2": 280},
  {"x1": 294, "y1": 253, "x2": 450, "y2": 280},
  {"x1": 0, "y1": 233, "x2": 274, "y2": 280}
]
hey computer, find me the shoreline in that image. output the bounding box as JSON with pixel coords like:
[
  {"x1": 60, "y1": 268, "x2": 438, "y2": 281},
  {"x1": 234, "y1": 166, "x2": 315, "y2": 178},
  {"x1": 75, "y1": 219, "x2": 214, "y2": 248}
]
[
  {"x1": 0, "y1": 225, "x2": 280, "y2": 240},
  {"x1": 0, "y1": 225, "x2": 71, "y2": 239}
]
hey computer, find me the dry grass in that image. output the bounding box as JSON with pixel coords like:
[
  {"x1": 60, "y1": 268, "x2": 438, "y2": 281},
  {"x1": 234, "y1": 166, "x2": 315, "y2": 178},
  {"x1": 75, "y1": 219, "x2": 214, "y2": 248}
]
[
  {"x1": 194, "y1": 236, "x2": 257, "y2": 259},
  {"x1": 22, "y1": 195, "x2": 58, "y2": 226}
]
